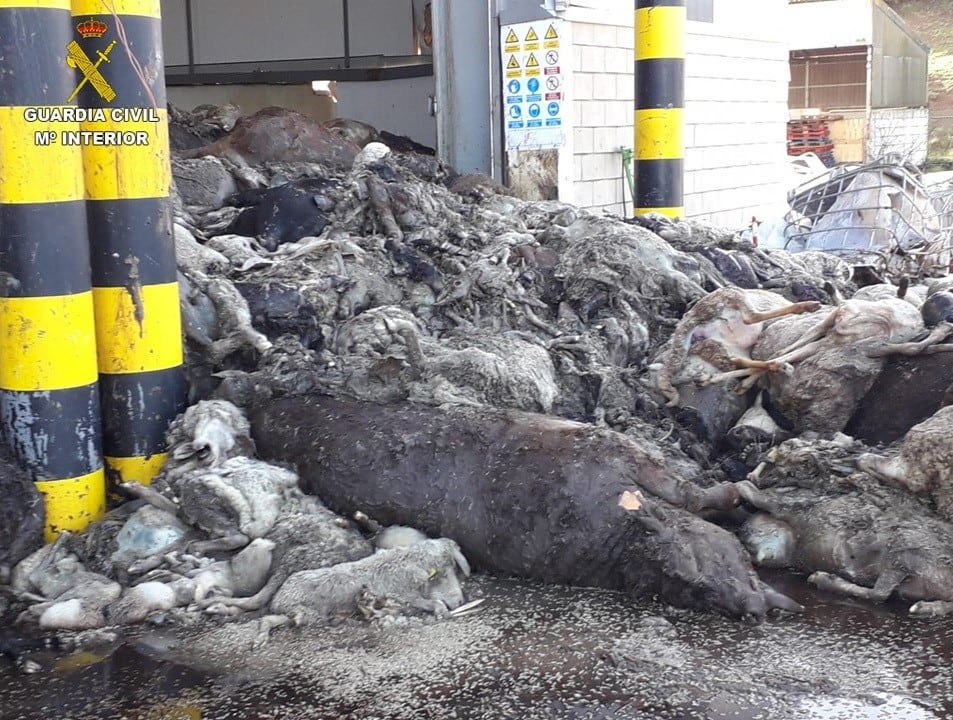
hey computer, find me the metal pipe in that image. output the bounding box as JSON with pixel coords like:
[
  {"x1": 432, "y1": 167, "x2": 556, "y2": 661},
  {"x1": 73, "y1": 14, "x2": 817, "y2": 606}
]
[
  {"x1": 343, "y1": 0, "x2": 351, "y2": 68},
  {"x1": 0, "y1": 1, "x2": 105, "y2": 539},
  {"x1": 185, "y1": 0, "x2": 195, "y2": 72},
  {"x1": 70, "y1": 0, "x2": 187, "y2": 489},
  {"x1": 633, "y1": 0, "x2": 685, "y2": 218},
  {"x1": 865, "y1": 44, "x2": 873, "y2": 161}
]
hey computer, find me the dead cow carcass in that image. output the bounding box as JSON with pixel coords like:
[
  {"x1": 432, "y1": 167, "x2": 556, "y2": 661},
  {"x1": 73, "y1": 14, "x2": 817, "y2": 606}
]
[{"x1": 247, "y1": 394, "x2": 802, "y2": 618}]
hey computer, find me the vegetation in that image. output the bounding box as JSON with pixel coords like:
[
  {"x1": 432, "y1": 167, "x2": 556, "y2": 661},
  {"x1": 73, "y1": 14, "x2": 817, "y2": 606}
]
[{"x1": 887, "y1": 0, "x2": 953, "y2": 164}]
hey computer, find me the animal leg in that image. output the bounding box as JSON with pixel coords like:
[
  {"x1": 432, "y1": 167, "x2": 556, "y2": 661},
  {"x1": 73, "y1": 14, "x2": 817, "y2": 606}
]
[
  {"x1": 731, "y1": 357, "x2": 783, "y2": 372},
  {"x1": 692, "y1": 482, "x2": 742, "y2": 513},
  {"x1": 864, "y1": 322, "x2": 953, "y2": 358},
  {"x1": 199, "y1": 571, "x2": 285, "y2": 612},
  {"x1": 699, "y1": 367, "x2": 755, "y2": 386},
  {"x1": 760, "y1": 338, "x2": 827, "y2": 367},
  {"x1": 741, "y1": 300, "x2": 821, "y2": 324},
  {"x1": 772, "y1": 307, "x2": 839, "y2": 356},
  {"x1": 734, "y1": 480, "x2": 785, "y2": 516},
  {"x1": 188, "y1": 533, "x2": 250, "y2": 555},
  {"x1": 808, "y1": 568, "x2": 903, "y2": 603},
  {"x1": 252, "y1": 614, "x2": 291, "y2": 649},
  {"x1": 127, "y1": 541, "x2": 191, "y2": 576},
  {"x1": 909, "y1": 600, "x2": 953, "y2": 618},
  {"x1": 736, "y1": 371, "x2": 768, "y2": 393},
  {"x1": 764, "y1": 587, "x2": 804, "y2": 614},
  {"x1": 117, "y1": 481, "x2": 180, "y2": 515}
]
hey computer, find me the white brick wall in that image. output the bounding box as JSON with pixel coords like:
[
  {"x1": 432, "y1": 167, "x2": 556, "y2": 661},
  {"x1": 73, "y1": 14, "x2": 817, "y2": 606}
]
[
  {"x1": 570, "y1": 20, "x2": 633, "y2": 216},
  {"x1": 867, "y1": 107, "x2": 929, "y2": 164},
  {"x1": 566, "y1": 0, "x2": 792, "y2": 228}
]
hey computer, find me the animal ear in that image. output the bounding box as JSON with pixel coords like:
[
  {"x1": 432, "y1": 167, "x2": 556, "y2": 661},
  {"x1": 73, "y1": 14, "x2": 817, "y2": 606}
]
[
  {"x1": 448, "y1": 542, "x2": 471, "y2": 577},
  {"x1": 171, "y1": 444, "x2": 196, "y2": 460}
]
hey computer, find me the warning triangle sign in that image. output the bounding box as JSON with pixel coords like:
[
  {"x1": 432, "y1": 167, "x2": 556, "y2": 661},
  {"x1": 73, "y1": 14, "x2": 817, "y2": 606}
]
[
  {"x1": 525, "y1": 27, "x2": 538, "y2": 41},
  {"x1": 545, "y1": 24, "x2": 558, "y2": 39},
  {"x1": 525, "y1": 52, "x2": 539, "y2": 68},
  {"x1": 505, "y1": 29, "x2": 518, "y2": 44},
  {"x1": 507, "y1": 55, "x2": 520, "y2": 69}
]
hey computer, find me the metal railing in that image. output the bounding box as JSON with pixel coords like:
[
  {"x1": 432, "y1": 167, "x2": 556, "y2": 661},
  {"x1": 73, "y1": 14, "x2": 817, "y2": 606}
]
[{"x1": 783, "y1": 160, "x2": 953, "y2": 278}]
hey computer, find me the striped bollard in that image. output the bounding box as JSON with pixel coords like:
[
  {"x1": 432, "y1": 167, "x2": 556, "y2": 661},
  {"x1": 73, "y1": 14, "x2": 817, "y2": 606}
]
[
  {"x1": 0, "y1": 0, "x2": 105, "y2": 539},
  {"x1": 70, "y1": 0, "x2": 186, "y2": 487},
  {"x1": 634, "y1": 0, "x2": 685, "y2": 218}
]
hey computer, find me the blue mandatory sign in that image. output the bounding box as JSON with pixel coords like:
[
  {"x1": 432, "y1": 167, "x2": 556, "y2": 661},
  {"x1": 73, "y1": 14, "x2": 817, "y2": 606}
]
[
  {"x1": 509, "y1": 105, "x2": 522, "y2": 119},
  {"x1": 528, "y1": 103, "x2": 541, "y2": 118},
  {"x1": 527, "y1": 77, "x2": 540, "y2": 93},
  {"x1": 547, "y1": 101, "x2": 560, "y2": 116},
  {"x1": 526, "y1": 94, "x2": 542, "y2": 103},
  {"x1": 508, "y1": 79, "x2": 521, "y2": 94}
]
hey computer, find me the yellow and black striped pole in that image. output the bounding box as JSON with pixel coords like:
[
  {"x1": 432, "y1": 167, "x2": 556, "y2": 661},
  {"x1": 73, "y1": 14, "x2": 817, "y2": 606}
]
[
  {"x1": 70, "y1": 0, "x2": 186, "y2": 487},
  {"x1": 0, "y1": 0, "x2": 105, "y2": 539},
  {"x1": 634, "y1": 0, "x2": 685, "y2": 218}
]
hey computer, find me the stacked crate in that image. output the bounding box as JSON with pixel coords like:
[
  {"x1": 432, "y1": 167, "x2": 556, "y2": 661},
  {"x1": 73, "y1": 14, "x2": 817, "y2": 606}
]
[{"x1": 787, "y1": 116, "x2": 836, "y2": 167}]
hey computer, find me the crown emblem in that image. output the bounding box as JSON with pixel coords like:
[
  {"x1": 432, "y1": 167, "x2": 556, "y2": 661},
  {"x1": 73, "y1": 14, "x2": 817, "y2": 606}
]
[{"x1": 77, "y1": 18, "x2": 108, "y2": 39}]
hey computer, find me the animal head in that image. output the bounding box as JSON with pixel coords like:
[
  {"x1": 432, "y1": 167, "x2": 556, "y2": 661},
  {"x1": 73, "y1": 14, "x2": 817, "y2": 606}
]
[
  {"x1": 418, "y1": 538, "x2": 471, "y2": 612},
  {"x1": 739, "y1": 514, "x2": 795, "y2": 568},
  {"x1": 630, "y1": 503, "x2": 802, "y2": 617},
  {"x1": 921, "y1": 291, "x2": 953, "y2": 327},
  {"x1": 167, "y1": 399, "x2": 254, "y2": 467}
]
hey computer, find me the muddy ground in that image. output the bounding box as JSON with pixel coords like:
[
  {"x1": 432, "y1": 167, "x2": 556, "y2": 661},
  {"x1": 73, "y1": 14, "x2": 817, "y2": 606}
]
[{"x1": 2, "y1": 572, "x2": 953, "y2": 720}]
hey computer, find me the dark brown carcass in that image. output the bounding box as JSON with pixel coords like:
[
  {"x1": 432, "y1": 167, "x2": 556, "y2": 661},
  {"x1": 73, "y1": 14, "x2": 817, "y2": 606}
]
[{"x1": 247, "y1": 394, "x2": 801, "y2": 618}]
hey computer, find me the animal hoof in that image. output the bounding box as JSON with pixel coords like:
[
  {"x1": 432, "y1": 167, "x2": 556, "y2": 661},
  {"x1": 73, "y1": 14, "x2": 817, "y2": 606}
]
[
  {"x1": 449, "y1": 598, "x2": 486, "y2": 618},
  {"x1": 765, "y1": 587, "x2": 804, "y2": 615},
  {"x1": 18, "y1": 659, "x2": 42, "y2": 674},
  {"x1": 909, "y1": 600, "x2": 953, "y2": 618},
  {"x1": 734, "y1": 479, "x2": 760, "y2": 505}
]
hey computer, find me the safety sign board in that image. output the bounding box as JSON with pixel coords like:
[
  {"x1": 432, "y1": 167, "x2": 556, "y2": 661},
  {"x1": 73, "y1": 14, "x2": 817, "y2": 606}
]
[{"x1": 499, "y1": 19, "x2": 566, "y2": 150}]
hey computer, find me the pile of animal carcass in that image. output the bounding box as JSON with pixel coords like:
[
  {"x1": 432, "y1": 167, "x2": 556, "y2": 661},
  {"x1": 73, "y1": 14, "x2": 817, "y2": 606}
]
[{"x1": 5, "y1": 105, "x2": 953, "y2": 655}]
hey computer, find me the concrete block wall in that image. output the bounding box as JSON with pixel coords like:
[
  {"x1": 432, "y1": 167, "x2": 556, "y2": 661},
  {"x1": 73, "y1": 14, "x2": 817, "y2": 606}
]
[
  {"x1": 682, "y1": 22, "x2": 791, "y2": 228},
  {"x1": 867, "y1": 107, "x2": 929, "y2": 165},
  {"x1": 566, "y1": 1, "x2": 791, "y2": 229},
  {"x1": 571, "y1": 20, "x2": 635, "y2": 216}
]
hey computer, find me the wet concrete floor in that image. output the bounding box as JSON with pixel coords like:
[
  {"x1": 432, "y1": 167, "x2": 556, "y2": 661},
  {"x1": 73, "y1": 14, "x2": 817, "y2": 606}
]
[{"x1": 1, "y1": 571, "x2": 952, "y2": 720}]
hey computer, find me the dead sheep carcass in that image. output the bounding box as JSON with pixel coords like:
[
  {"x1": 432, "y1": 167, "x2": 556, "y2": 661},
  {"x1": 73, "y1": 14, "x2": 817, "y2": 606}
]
[
  {"x1": 123, "y1": 399, "x2": 473, "y2": 631},
  {"x1": 10, "y1": 395, "x2": 467, "y2": 634},
  {"x1": 654, "y1": 287, "x2": 821, "y2": 408},
  {"x1": 734, "y1": 435, "x2": 953, "y2": 616},
  {"x1": 858, "y1": 405, "x2": 953, "y2": 522},
  {"x1": 121, "y1": 399, "x2": 375, "y2": 590},
  {"x1": 332, "y1": 305, "x2": 558, "y2": 412},
  {"x1": 748, "y1": 296, "x2": 953, "y2": 435},
  {"x1": 253, "y1": 537, "x2": 471, "y2": 644}
]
